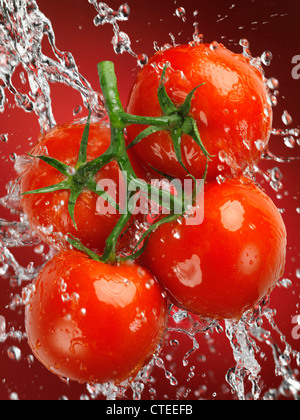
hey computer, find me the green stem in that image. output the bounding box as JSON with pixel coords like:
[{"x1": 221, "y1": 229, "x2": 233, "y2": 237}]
[
  {"x1": 97, "y1": 61, "x2": 186, "y2": 263},
  {"x1": 101, "y1": 211, "x2": 133, "y2": 263}
]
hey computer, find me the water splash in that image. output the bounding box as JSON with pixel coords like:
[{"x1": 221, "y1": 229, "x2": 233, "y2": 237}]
[
  {"x1": 88, "y1": 1, "x2": 149, "y2": 67},
  {"x1": 0, "y1": 0, "x2": 104, "y2": 133}
]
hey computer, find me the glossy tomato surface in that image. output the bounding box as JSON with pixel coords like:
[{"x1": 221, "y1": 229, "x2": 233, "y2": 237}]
[
  {"x1": 20, "y1": 119, "x2": 122, "y2": 253},
  {"x1": 25, "y1": 250, "x2": 168, "y2": 385},
  {"x1": 141, "y1": 178, "x2": 287, "y2": 320},
  {"x1": 126, "y1": 43, "x2": 272, "y2": 181}
]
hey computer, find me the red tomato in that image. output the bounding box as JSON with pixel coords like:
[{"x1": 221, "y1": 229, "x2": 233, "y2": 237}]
[
  {"x1": 20, "y1": 119, "x2": 123, "y2": 253},
  {"x1": 126, "y1": 43, "x2": 272, "y2": 181},
  {"x1": 25, "y1": 250, "x2": 168, "y2": 385},
  {"x1": 141, "y1": 178, "x2": 286, "y2": 320}
]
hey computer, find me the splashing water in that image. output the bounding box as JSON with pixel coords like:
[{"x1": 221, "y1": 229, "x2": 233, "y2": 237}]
[
  {"x1": 0, "y1": 0, "x2": 104, "y2": 133},
  {"x1": 88, "y1": 1, "x2": 149, "y2": 67},
  {"x1": 0, "y1": 0, "x2": 299, "y2": 401}
]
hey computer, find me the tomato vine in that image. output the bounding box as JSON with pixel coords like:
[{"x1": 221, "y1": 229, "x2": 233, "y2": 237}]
[{"x1": 21, "y1": 60, "x2": 211, "y2": 264}]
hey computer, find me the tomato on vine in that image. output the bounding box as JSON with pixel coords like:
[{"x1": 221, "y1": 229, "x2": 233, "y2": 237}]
[
  {"x1": 126, "y1": 43, "x2": 272, "y2": 181},
  {"x1": 20, "y1": 118, "x2": 124, "y2": 253},
  {"x1": 25, "y1": 250, "x2": 168, "y2": 385},
  {"x1": 141, "y1": 178, "x2": 286, "y2": 320}
]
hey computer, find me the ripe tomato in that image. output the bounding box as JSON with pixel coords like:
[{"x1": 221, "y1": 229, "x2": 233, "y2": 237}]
[
  {"x1": 25, "y1": 250, "x2": 168, "y2": 385},
  {"x1": 20, "y1": 119, "x2": 122, "y2": 253},
  {"x1": 141, "y1": 178, "x2": 286, "y2": 320},
  {"x1": 126, "y1": 43, "x2": 272, "y2": 181}
]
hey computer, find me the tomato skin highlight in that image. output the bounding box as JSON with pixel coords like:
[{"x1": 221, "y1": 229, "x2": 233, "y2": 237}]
[
  {"x1": 141, "y1": 178, "x2": 286, "y2": 320},
  {"x1": 20, "y1": 120, "x2": 121, "y2": 253},
  {"x1": 126, "y1": 43, "x2": 272, "y2": 181},
  {"x1": 25, "y1": 250, "x2": 168, "y2": 385}
]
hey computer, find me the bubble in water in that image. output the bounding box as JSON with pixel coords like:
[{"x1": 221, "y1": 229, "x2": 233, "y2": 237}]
[{"x1": 278, "y1": 278, "x2": 293, "y2": 288}]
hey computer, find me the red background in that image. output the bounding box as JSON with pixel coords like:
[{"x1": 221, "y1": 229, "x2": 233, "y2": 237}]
[{"x1": 0, "y1": 0, "x2": 299, "y2": 400}]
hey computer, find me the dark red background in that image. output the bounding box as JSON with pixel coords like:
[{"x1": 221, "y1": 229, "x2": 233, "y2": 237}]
[{"x1": 0, "y1": 0, "x2": 299, "y2": 400}]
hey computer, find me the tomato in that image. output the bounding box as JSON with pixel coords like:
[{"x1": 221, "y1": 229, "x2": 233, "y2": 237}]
[
  {"x1": 25, "y1": 250, "x2": 168, "y2": 385},
  {"x1": 141, "y1": 178, "x2": 286, "y2": 320},
  {"x1": 126, "y1": 43, "x2": 272, "y2": 181},
  {"x1": 20, "y1": 119, "x2": 123, "y2": 253}
]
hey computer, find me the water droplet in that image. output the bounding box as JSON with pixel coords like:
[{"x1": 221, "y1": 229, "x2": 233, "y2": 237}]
[
  {"x1": 34, "y1": 244, "x2": 44, "y2": 254},
  {"x1": 267, "y1": 77, "x2": 279, "y2": 90},
  {"x1": 9, "y1": 392, "x2": 19, "y2": 401},
  {"x1": 73, "y1": 105, "x2": 82, "y2": 116},
  {"x1": 9, "y1": 153, "x2": 17, "y2": 162},
  {"x1": 118, "y1": 3, "x2": 130, "y2": 20},
  {"x1": 175, "y1": 7, "x2": 186, "y2": 22},
  {"x1": 191, "y1": 23, "x2": 204, "y2": 45},
  {"x1": 261, "y1": 50, "x2": 273, "y2": 66},
  {"x1": 239, "y1": 38, "x2": 251, "y2": 57},
  {"x1": 284, "y1": 136, "x2": 296, "y2": 148},
  {"x1": 210, "y1": 41, "x2": 219, "y2": 50},
  {"x1": 0, "y1": 316, "x2": 6, "y2": 343},
  {"x1": 137, "y1": 53, "x2": 148, "y2": 68},
  {"x1": 113, "y1": 31, "x2": 131, "y2": 55},
  {"x1": 269, "y1": 94, "x2": 278, "y2": 107},
  {"x1": 269, "y1": 167, "x2": 283, "y2": 182},
  {"x1": 7, "y1": 346, "x2": 21, "y2": 361},
  {"x1": 67, "y1": 167, "x2": 76, "y2": 176},
  {"x1": 282, "y1": 110, "x2": 293, "y2": 126},
  {"x1": 0, "y1": 133, "x2": 8, "y2": 142},
  {"x1": 278, "y1": 278, "x2": 292, "y2": 288}
]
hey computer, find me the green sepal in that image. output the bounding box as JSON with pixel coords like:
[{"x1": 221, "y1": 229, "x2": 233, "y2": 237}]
[
  {"x1": 27, "y1": 153, "x2": 72, "y2": 177},
  {"x1": 183, "y1": 116, "x2": 214, "y2": 161},
  {"x1": 20, "y1": 180, "x2": 71, "y2": 196},
  {"x1": 76, "y1": 109, "x2": 92, "y2": 168},
  {"x1": 127, "y1": 125, "x2": 164, "y2": 150},
  {"x1": 68, "y1": 186, "x2": 83, "y2": 230},
  {"x1": 178, "y1": 83, "x2": 205, "y2": 117},
  {"x1": 171, "y1": 128, "x2": 189, "y2": 174},
  {"x1": 158, "y1": 64, "x2": 178, "y2": 116},
  {"x1": 68, "y1": 235, "x2": 102, "y2": 261},
  {"x1": 148, "y1": 164, "x2": 176, "y2": 182}
]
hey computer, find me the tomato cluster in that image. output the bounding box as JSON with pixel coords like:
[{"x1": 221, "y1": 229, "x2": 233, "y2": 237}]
[{"x1": 20, "y1": 43, "x2": 286, "y2": 387}]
